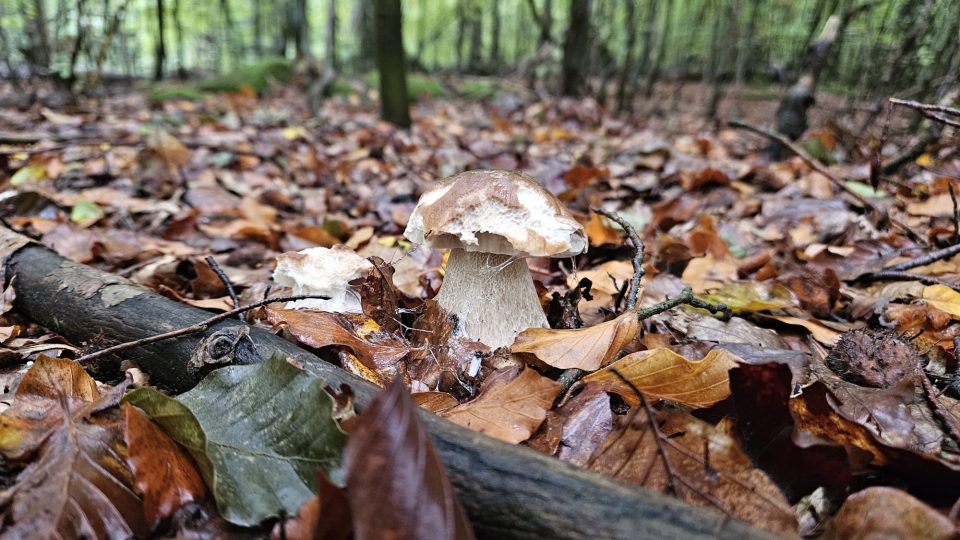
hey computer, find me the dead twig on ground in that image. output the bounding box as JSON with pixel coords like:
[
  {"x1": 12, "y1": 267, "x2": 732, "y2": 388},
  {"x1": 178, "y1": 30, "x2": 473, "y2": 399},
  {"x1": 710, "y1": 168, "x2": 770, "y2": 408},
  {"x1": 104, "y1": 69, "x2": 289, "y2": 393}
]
[
  {"x1": 860, "y1": 270, "x2": 960, "y2": 293},
  {"x1": 886, "y1": 243, "x2": 960, "y2": 272},
  {"x1": 592, "y1": 208, "x2": 645, "y2": 311},
  {"x1": 204, "y1": 255, "x2": 241, "y2": 319},
  {"x1": 75, "y1": 293, "x2": 329, "y2": 364},
  {"x1": 637, "y1": 288, "x2": 731, "y2": 320},
  {"x1": 890, "y1": 98, "x2": 960, "y2": 129}
]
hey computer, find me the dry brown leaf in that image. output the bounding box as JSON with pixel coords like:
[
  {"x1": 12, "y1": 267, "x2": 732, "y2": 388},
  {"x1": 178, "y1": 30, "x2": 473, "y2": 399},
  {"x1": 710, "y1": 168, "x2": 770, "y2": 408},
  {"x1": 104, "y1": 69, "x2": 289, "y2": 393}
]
[
  {"x1": 823, "y1": 487, "x2": 955, "y2": 540},
  {"x1": 511, "y1": 312, "x2": 638, "y2": 370},
  {"x1": 585, "y1": 210, "x2": 623, "y2": 246},
  {"x1": 589, "y1": 409, "x2": 797, "y2": 535},
  {"x1": 441, "y1": 368, "x2": 560, "y2": 444},
  {"x1": 584, "y1": 347, "x2": 740, "y2": 408},
  {"x1": 765, "y1": 314, "x2": 841, "y2": 345},
  {"x1": 681, "y1": 255, "x2": 738, "y2": 293}
]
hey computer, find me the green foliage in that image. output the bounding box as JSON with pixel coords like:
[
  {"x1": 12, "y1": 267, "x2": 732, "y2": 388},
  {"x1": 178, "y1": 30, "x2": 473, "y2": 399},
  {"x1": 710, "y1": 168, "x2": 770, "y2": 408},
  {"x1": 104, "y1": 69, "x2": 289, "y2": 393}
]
[
  {"x1": 146, "y1": 85, "x2": 204, "y2": 103},
  {"x1": 327, "y1": 78, "x2": 358, "y2": 97},
  {"x1": 800, "y1": 138, "x2": 837, "y2": 165},
  {"x1": 459, "y1": 80, "x2": 498, "y2": 100},
  {"x1": 364, "y1": 71, "x2": 445, "y2": 102},
  {"x1": 198, "y1": 57, "x2": 294, "y2": 96}
]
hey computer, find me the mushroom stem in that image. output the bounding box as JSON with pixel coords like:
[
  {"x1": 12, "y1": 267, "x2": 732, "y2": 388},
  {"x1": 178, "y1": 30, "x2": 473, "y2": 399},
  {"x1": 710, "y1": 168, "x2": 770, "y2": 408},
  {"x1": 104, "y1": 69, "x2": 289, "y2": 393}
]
[{"x1": 434, "y1": 248, "x2": 549, "y2": 349}]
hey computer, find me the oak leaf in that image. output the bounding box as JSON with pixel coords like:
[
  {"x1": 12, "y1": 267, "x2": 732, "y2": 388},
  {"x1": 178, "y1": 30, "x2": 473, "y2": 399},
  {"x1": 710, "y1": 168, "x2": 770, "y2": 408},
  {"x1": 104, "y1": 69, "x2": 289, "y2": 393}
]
[{"x1": 511, "y1": 311, "x2": 638, "y2": 370}]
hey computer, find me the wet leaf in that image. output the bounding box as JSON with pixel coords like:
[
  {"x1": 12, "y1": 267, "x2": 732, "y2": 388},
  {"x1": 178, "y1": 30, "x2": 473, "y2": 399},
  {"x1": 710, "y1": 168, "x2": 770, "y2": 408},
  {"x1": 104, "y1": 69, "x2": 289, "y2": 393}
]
[
  {"x1": 584, "y1": 348, "x2": 740, "y2": 408},
  {"x1": 824, "y1": 487, "x2": 955, "y2": 540},
  {"x1": 511, "y1": 312, "x2": 639, "y2": 370},
  {"x1": 123, "y1": 403, "x2": 209, "y2": 530},
  {"x1": 346, "y1": 377, "x2": 475, "y2": 540},
  {"x1": 0, "y1": 356, "x2": 148, "y2": 539},
  {"x1": 123, "y1": 354, "x2": 347, "y2": 526},
  {"x1": 441, "y1": 368, "x2": 560, "y2": 444},
  {"x1": 699, "y1": 282, "x2": 795, "y2": 314}
]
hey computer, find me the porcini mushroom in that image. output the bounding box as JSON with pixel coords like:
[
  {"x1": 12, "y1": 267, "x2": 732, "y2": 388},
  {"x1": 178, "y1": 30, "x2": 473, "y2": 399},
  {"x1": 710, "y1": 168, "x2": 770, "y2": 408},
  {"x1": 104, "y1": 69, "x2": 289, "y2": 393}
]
[
  {"x1": 404, "y1": 170, "x2": 587, "y2": 348},
  {"x1": 273, "y1": 245, "x2": 374, "y2": 313}
]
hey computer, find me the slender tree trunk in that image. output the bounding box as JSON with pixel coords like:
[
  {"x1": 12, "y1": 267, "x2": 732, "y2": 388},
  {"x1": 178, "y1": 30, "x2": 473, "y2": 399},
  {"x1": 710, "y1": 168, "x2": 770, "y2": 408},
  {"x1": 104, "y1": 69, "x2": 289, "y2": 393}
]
[
  {"x1": 561, "y1": 0, "x2": 591, "y2": 96},
  {"x1": 455, "y1": 0, "x2": 466, "y2": 72},
  {"x1": 467, "y1": 3, "x2": 483, "y2": 73},
  {"x1": 375, "y1": 0, "x2": 410, "y2": 128},
  {"x1": 153, "y1": 0, "x2": 165, "y2": 80},
  {"x1": 67, "y1": 0, "x2": 87, "y2": 86},
  {"x1": 635, "y1": 0, "x2": 658, "y2": 81},
  {"x1": 326, "y1": 0, "x2": 337, "y2": 71},
  {"x1": 706, "y1": 0, "x2": 737, "y2": 119},
  {"x1": 644, "y1": 0, "x2": 672, "y2": 97},
  {"x1": 252, "y1": 0, "x2": 262, "y2": 56},
  {"x1": 173, "y1": 0, "x2": 185, "y2": 78},
  {"x1": 90, "y1": 0, "x2": 132, "y2": 88},
  {"x1": 32, "y1": 0, "x2": 52, "y2": 72},
  {"x1": 616, "y1": 0, "x2": 637, "y2": 112},
  {"x1": 354, "y1": 0, "x2": 375, "y2": 70},
  {"x1": 490, "y1": 0, "x2": 501, "y2": 70}
]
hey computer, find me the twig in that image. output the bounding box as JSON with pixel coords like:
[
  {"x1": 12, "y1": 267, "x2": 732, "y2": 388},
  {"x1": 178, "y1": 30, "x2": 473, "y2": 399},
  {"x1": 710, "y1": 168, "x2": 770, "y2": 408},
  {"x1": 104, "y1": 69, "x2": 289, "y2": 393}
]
[
  {"x1": 886, "y1": 243, "x2": 960, "y2": 272},
  {"x1": 889, "y1": 98, "x2": 960, "y2": 118},
  {"x1": 592, "y1": 208, "x2": 645, "y2": 311},
  {"x1": 75, "y1": 294, "x2": 329, "y2": 363},
  {"x1": 636, "y1": 288, "x2": 731, "y2": 321},
  {"x1": 950, "y1": 182, "x2": 959, "y2": 245},
  {"x1": 610, "y1": 368, "x2": 681, "y2": 496},
  {"x1": 918, "y1": 373, "x2": 960, "y2": 447},
  {"x1": 204, "y1": 255, "x2": 241, "y2": 319},
  {"x1": 860, "y1": 270, "x2": 960, "y2": 292}
]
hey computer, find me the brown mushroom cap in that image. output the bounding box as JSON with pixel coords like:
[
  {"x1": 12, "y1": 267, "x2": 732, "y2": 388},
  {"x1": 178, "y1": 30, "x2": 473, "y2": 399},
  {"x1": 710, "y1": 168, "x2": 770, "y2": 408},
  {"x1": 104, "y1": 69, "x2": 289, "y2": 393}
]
[{"x1": 404, "y1": 170, "x2": 587, "y2": 257}]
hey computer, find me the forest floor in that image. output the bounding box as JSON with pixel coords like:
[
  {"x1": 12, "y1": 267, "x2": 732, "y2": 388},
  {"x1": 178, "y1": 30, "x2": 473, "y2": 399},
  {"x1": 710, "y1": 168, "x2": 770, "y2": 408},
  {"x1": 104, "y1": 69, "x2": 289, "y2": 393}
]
[{"x1": 0, "y1": 78, "x2": 958, "y2": 538}]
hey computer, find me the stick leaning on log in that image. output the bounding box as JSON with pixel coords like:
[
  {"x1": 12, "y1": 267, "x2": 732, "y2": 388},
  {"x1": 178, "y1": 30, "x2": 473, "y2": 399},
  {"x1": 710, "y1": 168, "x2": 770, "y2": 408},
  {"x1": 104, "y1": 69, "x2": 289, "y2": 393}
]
[{"x1": 0, "y1": 227, "x2": 779, "y2": 540}]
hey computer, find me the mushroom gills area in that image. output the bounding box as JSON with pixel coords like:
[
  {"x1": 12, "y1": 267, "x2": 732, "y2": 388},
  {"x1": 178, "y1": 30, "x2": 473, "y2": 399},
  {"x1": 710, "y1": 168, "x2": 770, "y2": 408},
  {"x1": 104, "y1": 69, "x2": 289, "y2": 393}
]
[{"x1": 434, "y1": 249, "x2": 549, "y2": 349}]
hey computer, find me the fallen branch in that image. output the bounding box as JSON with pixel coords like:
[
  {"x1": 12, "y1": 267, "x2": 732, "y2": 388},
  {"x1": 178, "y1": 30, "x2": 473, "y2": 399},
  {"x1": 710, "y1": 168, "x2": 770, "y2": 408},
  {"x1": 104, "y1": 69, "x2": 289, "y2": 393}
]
[
  {"x1": 592, "y1": 208, "x2": 645, "y2": 311},
  {"x1": 637, "y1": 288, "x2": 731, "y2": 320},
  {"x1": 0, "y1": 226, "x2": 776, "y2": 540},
  {"x1": 859, "y1": 270, "x2": 960, "y2": 293},
  {"x1": 886, "y1": 242, "x2": 960, "y2": 272}
]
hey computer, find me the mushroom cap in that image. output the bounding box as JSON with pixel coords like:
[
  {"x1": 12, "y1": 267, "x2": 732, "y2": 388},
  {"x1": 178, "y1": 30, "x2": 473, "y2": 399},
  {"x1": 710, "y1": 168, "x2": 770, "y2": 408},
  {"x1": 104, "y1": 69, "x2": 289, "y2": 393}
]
[
  {"x1": 273, "y1": 245, "x2": 374, "y2": 312},
  {"x1": 403, "y1": 169, "x2": 587, "y2": 257}
]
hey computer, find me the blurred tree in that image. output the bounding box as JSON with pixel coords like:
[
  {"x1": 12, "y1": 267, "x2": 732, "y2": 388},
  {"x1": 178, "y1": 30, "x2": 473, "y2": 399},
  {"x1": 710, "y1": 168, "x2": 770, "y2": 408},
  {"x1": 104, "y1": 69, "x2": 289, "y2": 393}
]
[
  {"x1": 561, "y1": 0, "x2": 591, "y2": 96},
  {"x1": 153, "y1": 0, "x2": 165, "y2": 80},
  {"x1": 375, "y1": 0, "x2": 410, "y2": 128}
]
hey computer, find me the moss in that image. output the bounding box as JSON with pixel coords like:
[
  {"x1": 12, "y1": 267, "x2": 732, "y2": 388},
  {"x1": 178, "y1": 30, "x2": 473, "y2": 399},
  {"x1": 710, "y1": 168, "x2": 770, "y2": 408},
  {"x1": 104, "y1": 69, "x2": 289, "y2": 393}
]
[
  {"x1": 198, "y1": 57, "x2": 294, "y2": 96},
  {"x1": 459, "y1": 80, "x2": 497, "y2": 100},
  {"x1": 363, "y1": 71, "x2": 445, "y2": 102},
  {"x1": 147, "y1": 85, "x2": 204, "y2": 103}
]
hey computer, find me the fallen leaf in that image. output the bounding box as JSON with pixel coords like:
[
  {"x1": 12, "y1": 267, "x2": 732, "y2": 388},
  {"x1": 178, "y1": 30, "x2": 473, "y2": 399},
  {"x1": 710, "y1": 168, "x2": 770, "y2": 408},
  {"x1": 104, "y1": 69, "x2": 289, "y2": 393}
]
[
  {"x1": 681, "y1": 255, "x2": 738, "y2": 293},
  {"x1": 589, "y1": 409, "x2": 797, "y2": 535},
  {"x1": 346, "y1": 377, "x2": 475, "y2": 540},
  {"x1": 584, "y1": 348, "x2": 740, "y2": 408},
  {"x1": 123, "y1": 403, "x2": 209, "y2": 530},
  {"x1": 823, "y1": 487, "x2": 956, "y2": 540},
  {"x1": 123, "y1": 354, "x2": 347, "y2": 526},
  {"x1": 922, "y1": 284, "x2": 960, "y2": 318},
  {"x1": 765, "y1": 314, "x2": 841, "y2": 345},
  {"x1": 271, "y1": 471, "x2": 352, "y2": 540},
  {"x1": 441, "y1": 368, "x2": 560, "y2": 444},
  {"x1": 511, "y1": 312, "x2": 638, "y2": 370},
  {"x1": 699, "y1": 282, "x2": 795, "y2": 314}
]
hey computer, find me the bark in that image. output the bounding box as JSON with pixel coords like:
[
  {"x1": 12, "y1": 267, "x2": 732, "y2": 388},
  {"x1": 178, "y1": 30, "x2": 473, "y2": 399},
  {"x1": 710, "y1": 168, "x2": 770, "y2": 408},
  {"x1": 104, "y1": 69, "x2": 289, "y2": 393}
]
[
  {"x1": 252, "y1": 0, "x2": 262, "y2": 57},
  {"x1": 326, "y1": 0, "x2": 337, "y2": 71},
  {"x1": 0, "y1": 228, "x2": 780, "y2": 540},
  {"x1": 524, "y1": 0, "x2": 553, "y2": 46},
  {"x1": 66, "y1": 0, "x2": 87, "y2": 86},
  {"x1": 173, "y1": 0, "x2": 185, "y2": 78},
  {"x1": 374, "y1": 0, "x2": 411, "y2": 128},
  {"x1": 456, "y1": 0, "x2": 466, "y2": 71},
  {"x1": 294, "y1": 0, "x2": 310, "y2": 59},
  {"x1": 353, "y1": 0, "x2": 375, "y2": 71},
  {"x1": 489, "y1": 0, "x2": 501, "y2": 69},
  {"x1": 31, "y1": 0, "x2": 52, "y2": 72},
  {"x1": 561, "y1": 0, "x2": 591, "y2": 97},
  {"x1": 644, "y1": 0, "x2": 672, "y2": 97},
  {"x1": 90, "y1": 0, "x2": 132, "y2": 88},
  {"x1": 153, "y1": 0, "x2": 165, "y2": 81},
  {"x1": 467, "y1": 3, "x2": 483, "y2": 73}
]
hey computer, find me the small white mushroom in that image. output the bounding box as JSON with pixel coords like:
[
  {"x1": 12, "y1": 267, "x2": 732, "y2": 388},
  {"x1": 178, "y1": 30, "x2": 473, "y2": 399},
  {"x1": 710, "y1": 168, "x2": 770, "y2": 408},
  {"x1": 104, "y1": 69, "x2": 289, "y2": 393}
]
[
  {"x1": 404, "y1": 169, "x2": 587, "y2": 348},
  {"x1": 272, "y1": 245, "x2": 374, "y2": 313}
]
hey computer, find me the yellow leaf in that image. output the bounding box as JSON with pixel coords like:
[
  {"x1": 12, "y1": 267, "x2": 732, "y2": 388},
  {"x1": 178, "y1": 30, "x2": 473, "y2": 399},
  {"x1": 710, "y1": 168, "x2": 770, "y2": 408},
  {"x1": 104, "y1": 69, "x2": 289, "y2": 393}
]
[
  {"x1": 922, "y1": 284, "x2": 960, "y2": 318},
  {"x1": 10, "y1": 164, "x2": 48, "y2": 186},
  {"x1": 282, "y1": 126, "x2": 307, "y2": 140},
  {"x1": 584, "y1": 348, "x2": 740, "y2": 408},
  {"x1": 511, "y1": 312, "x2": 638, "y2": 371},
  {"x1": 764, "y1": 314, "x2": 841, "y2": 345},
  {"x1": 700, "y1": 282, "x2": 795, "y2": 314},
  {"x1": 681, "y1": 255, "x2": 738, "y2": 293},
  {"x1": 915, "y1": 153, "x2": 934, "y2": 167}
]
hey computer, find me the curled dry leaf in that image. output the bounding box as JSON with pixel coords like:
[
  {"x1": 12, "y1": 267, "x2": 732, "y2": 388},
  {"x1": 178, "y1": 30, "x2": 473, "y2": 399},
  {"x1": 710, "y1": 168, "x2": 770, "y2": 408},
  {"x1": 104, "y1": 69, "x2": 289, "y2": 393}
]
[
  {"x1": 511, "y1": 311, "x2": 639, "y2": 371},
  {"x1": 441, "y1": 368, "x2": 561, "y2": 444},
  {"x1": 123, "y1": 403, "x2": 209, "y2": 531},
  {"x1": 589, "y1": 409, "x2": 797, "y2": 535},
  {"x1": 584, "y1": 347, "x2": 740, "y2": 408},
  {"x1": 823, "y1": 487, "x2": 956, "y2": 540},
  {"x1": 346, "y1": 377, "x2": 475, "y2": 540},
  {"x1": 0, "y1": 356, "x2": 148, "y2": 539}
]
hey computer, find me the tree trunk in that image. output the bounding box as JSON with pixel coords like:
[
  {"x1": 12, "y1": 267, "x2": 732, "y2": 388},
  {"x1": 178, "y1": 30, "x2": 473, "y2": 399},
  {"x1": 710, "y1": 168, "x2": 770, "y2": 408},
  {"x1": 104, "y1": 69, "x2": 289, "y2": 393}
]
[
  {"x1": 455, "y1": 0, "x2": 466, "y2": 72},
  {"x1": 173, "y1": 0, "x2": 186, "y2": 78},
  {"x1": 467, "y1": 3, "x2": 483, "y2": 73},
  {"x1": 644, "y1": 0, "x2": 672, "y2": 97},
  {"x1": 66, "y1": 0, "x2": 87, "y2": 87},
  {"x1": 252, "y1": 0, "x2": 262, "y2": 57},
  {"x1": 294, "y1": 0, "x2": 309, "y2": 59},
  {"x1": 326, "y1": 0, "x2": 337, "y2": 71},
  {"x1": 489, "y1": 0, "x2": 501, "y2": 70},
  {"x1": 561, "y1": 0, "x2": 591, "y2": 96},
  {"x1": 375, "y1": 0, "x2": 411, "y2": 128},
  {"x1": 353, "y1": 0, "x2": 376, "y2": 71},
  {"x1": 616, "y1": 0, "x2": 639, "y2": 111},
  {"x1": 31, "y1": 0, "x2": 52, "y2": 73},
  {"x1": 153, "y1": 0, "x2": 165, "y2": 81}
]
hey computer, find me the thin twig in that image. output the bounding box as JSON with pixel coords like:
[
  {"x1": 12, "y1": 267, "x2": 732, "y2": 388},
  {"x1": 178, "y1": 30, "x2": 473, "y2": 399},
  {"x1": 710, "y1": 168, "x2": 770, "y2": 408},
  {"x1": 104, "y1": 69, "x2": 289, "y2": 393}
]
[
  {"x1": 75, "y1": 294, "x2": 329, "y2": 363},
  {"x1": 918, "y1": 373, "x2": 960, "y2": 446},
  {"x1": 592, "y1": 208, "x2": 645, "y2": 311},
  {"x1": 889, "y1": 98, "x2": 960, "y2": 118},
  {"x1": 886, "y1": 243, "x2": 960, "y2": 272},
  {"x1": 861, "y1": 270, "x2": 960, "y2": 292},
  {"x1": 636, "y1": 288, "x2": 731, "y2": 320},
  {"x1": 950, "y1": 182, "x2": 959, "y2": 245},
  {"x1": 610, "y1": 368, "x2": 681, "y2": 496},
  {"x1": 204, "y1": 255, "x2": 241, "y2": 319}
]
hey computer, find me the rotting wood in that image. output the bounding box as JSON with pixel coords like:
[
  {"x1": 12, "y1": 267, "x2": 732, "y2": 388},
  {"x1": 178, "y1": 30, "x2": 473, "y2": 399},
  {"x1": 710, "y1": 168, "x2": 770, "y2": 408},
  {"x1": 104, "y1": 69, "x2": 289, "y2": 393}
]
[{"x1": 0, "y1": 226, "x2": 781, "y2": 540}]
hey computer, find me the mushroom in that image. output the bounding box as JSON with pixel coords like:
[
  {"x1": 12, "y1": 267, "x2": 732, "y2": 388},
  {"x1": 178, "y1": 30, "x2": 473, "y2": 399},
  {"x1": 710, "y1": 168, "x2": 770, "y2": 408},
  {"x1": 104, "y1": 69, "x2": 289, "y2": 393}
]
[
  {"x1": 404, "y1": 170, "x2": 587, "y2": 348},
  {"x1": 273, "y1": 245, "x2": 374, "y2": 313}
]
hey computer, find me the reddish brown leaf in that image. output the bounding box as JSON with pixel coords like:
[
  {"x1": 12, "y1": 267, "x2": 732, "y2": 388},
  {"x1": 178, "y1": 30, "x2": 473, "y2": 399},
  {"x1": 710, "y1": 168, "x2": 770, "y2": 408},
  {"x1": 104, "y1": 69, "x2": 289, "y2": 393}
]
[
  {"x1": 823, "y1": 487, "x2": 956, "y2": 540},
  {"x1": 346, "y1": 377, "x2": 475, "y2": 540},
  {"x1": 511, "y1": 312, "x2": 639, "y2": 371},
  {"x1": 271, "y1": 471, "x2": 352, "y2": 540},
  {"x1": 123, "y1": 404, "x2": 209, "y2": 530}
]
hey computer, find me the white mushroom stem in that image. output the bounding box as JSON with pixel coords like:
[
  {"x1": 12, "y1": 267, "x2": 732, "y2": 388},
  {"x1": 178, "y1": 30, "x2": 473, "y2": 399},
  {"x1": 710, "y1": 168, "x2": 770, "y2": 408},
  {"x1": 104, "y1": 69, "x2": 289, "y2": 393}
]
[{"x1": 434, "y1": 249, "x2": 549, "y2": 349}]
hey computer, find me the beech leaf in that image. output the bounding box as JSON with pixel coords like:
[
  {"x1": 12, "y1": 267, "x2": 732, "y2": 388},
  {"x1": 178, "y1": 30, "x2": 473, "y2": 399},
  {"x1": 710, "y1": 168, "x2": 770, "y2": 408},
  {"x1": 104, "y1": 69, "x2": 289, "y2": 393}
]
[
  {"x1": 441, "y1": 368, "x2": 560, "y2": 444},
  {"x1": 584, "y1": 347, "x2": 740, "y2": 408},
  {"x1": 123, "y1": 354, "x2": 347, "y2": 526},
  {"x1": 0, "y1": 356, "x2": 148, "y2": 539},
  {"x1": 511, "y1": 312, "x2": 639, "y2": 371},
  {"x1": 346, "y1": 377, "x2": 475, "y2": 540}
]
